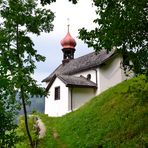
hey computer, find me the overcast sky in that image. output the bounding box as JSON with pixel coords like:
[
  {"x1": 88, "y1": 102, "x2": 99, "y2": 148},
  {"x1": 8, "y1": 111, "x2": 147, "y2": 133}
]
[{"x1": 32, "y1": 0, "x2": 96, "y2": 87}]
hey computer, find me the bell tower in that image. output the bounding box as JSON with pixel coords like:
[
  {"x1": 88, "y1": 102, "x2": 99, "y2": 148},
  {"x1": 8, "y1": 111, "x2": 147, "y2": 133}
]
[{"x1": 60, "y1": 24, "x2": 76, "y2": 64}]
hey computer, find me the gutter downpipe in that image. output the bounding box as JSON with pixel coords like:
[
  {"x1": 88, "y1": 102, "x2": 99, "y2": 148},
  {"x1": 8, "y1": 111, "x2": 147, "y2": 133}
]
[
  {"x1": 71, "y1": 87, "x2": 73, "y2": 111},
  {"x1": 93, "y1": 69, "x2": 98, "y2": 95},
  {"x1": 93, "y1": 69, "x2": 98, "y2": 87}
]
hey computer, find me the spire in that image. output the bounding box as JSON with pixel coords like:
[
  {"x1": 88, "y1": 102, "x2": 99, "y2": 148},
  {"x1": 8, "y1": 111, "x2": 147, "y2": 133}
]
[
  {"x1": 60, "y1": 21, "x2": 77, "y2": 64},
  {"x1": 60, "y1": 20, "x2": 76, "y2": 49}
]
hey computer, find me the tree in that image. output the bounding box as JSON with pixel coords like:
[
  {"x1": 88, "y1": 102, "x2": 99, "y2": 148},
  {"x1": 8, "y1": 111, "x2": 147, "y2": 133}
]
[
  {"x1": 79, "y1": 0, "x2": 148, "y2": 75},
  {"x1": 0, "y1": 78, "x2": 19, "y2": 147},
  {"x1": 40, "y1": 0, "x2": 78, "y2": 5},
  {"x1": 0, "y1": 16, "x2": 20, "y2": 148},
  {"x1": 41, "y1": 0, "x2": 148, "y2": 75},
  {"x1": 0, "y1": 0, "x2": 54, "y2": 147}
]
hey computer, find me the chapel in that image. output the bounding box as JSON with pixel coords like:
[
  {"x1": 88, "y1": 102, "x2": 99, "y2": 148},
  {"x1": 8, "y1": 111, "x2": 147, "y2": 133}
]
[{"x1": 42, "y1": 27, "x2": 128, "y2": 117}]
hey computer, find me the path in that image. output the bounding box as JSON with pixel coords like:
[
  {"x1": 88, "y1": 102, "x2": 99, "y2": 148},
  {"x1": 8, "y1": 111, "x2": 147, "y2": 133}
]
[{"x1": 52, "y1": 128, "x2": 67, "y2": 148}]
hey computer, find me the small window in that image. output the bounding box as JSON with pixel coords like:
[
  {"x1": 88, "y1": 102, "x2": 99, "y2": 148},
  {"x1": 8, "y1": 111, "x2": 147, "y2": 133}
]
[
  {"x1": 55, "y1": 86, "x2": 60, "y2": 100},
  {"x1": 87, "y1": 74, "x2": 91, "y2": 80}
]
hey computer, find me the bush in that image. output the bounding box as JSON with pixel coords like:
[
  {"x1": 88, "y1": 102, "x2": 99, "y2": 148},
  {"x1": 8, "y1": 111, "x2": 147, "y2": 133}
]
[
  {"x1": 0, "y1": 95, "x2": 20, "y2": 147},
  {"x1": 16, "y1": 115, "x2": 40, "y2": 147},
  {"x1": 127, "y1": 75, "x2": 148, "y2": 104}
]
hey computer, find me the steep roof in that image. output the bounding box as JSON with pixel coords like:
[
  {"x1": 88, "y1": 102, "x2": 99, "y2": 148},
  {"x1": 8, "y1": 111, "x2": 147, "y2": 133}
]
[
  {"x1": 58, "y1": 75, "x2": 97, "y2": 88},
  {"x1": 42, "y1": 50, "x2": 116, "y2": 83},
  {"x1": 46, "y1": 75, "x2": 97, "y2": 91}
]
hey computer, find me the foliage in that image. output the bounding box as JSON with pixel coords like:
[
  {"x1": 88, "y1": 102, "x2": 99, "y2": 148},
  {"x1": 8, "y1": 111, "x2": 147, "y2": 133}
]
[
  {"x1": 79, "y1": 0, "x2": 148, "y2": 75},
  {"x1": 16, "y1": 116, "x2": 40, "y2": 148},
  {"x1": 0, "y1": 0, "x2": 54, "y2": 98},
  {"x1": 41, "y1": 0, "x2": 148, "y2": 75},
  {"x1": 0, "y1": 71, "x2": 20, "y2": 147},
  {"x1": 38, "y1": 75, "x2": 148, "y2": 147},
  {"x1": 127, "y1": 75, "x2": 148, "y2": 104},
  {"x1": 40, "y1": 0, "x2": 78, "y2": 5},
  {"x1": 0, "y1": 94, "x2": 20, "y2": 147},
  {"x1": 0, "y1": 0, "x2": 54, "y2": 147}
]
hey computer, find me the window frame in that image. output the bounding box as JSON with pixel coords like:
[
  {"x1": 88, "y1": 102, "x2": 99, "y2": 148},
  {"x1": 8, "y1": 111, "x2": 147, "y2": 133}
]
[{"x1": 54, "y1": 86, "x2": 60, "y2": 100}]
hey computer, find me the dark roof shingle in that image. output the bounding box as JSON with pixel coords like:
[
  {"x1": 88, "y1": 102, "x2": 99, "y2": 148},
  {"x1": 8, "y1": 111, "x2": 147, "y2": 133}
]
[
  {"x1": 42, "y1": 50, "x2": 115, "y2": 83},
  {"x1": 46, "y1": 75, "x2": 97, "y2": 91},
  {"x1": 58, "y1": 75, "x2": 97, "y2": 88}
]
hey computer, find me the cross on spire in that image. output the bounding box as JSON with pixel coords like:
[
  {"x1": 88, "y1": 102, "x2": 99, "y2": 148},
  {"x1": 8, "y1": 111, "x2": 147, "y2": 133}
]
[{"x1": 67, "y1": 18, "x2": 70, "y2": 32}]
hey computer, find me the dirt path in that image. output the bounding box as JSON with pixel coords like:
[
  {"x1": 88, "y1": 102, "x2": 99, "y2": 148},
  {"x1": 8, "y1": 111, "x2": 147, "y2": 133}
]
[
  {"x1": 52, "y1": 128, "x2": 67, "y2": 148},
  {"x1": 35, "y1": 116, "x2": 66, "y2": 147}
]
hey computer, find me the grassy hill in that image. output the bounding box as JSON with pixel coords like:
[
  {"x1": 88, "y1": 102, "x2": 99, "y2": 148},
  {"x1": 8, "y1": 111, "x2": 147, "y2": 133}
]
[{"x1": 33, "y1": 75, "x2": 148, "y2": 147}]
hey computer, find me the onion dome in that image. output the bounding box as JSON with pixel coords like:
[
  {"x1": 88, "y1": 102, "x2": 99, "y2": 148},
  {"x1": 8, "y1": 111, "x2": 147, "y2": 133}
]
[{"x1": 60, "y1": 28, "x2": 76, "y2": 49}]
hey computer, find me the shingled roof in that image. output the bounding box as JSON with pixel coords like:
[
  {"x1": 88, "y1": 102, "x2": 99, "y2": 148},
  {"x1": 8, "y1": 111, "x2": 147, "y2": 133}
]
[
  {"x1": 46, "y1": 75, "x2": 97, "y2": 91},
  {"x1": 59, "y1": 75, "x2": 97, "y2": 87},
  {"x1": 42, "y1": 50, "x2": 116, "y2": 83}
]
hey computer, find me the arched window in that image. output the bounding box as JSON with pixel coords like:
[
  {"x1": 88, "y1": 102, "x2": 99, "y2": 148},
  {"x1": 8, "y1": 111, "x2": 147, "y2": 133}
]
[{"x1": 87, "y1": 74, "x2": 91, "y2": 80}]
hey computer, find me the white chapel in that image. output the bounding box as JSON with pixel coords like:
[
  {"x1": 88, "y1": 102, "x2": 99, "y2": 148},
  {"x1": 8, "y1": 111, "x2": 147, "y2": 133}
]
[{"x1": 42, "y1": 28, "x2": 128, "y2": 117}]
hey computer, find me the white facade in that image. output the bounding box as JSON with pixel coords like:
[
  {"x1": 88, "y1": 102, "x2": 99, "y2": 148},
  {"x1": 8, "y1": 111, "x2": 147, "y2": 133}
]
[
  {"x1": 73, "y1": 55, "x2": 126, "y2": 93},
  {"x1": 45, "y1": 77, "x2": 69, "y2": 116},
  {"x1": 99, "y1": 56, "x2": 124, "y2": 92},
  {"x1": 45, "y1": 77, "x2": 96, "y2": 116},
  {"x1": 45, "y1": 55, "x2": 129, "y2": 117},
  {"x1": 70, "y1": 87, "x2": 96, "y2": 111}
]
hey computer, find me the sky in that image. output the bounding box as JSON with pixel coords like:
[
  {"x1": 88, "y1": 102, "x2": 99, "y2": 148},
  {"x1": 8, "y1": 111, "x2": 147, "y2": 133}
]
[{"x1": 32, "y1": 0, "x2": 96, "y2": 87}]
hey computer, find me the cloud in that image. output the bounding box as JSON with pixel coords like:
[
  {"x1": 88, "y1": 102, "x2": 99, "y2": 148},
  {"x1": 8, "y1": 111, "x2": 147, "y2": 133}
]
[{"x1": 31, "y1": 0, "x2": 96, "y2": 87}]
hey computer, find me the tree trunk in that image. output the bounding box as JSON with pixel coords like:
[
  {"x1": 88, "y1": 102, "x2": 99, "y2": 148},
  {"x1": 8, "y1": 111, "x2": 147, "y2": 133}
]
[
  {"x1": 16, "y1": 23, "x2": 34, "y2": 148},
  {"x1": 21, "y1": 86, "x2": 34, "y2": 148}
]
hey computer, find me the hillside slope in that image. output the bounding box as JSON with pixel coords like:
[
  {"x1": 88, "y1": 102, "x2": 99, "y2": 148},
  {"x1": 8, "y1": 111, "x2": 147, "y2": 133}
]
[{"x1": 39, "y1": 75, "x2": 148, "y2": 148}]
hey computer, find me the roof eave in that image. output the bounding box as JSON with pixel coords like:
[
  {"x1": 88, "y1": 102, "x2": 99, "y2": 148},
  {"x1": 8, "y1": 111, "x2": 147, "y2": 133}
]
[
  {"x1": 45, "y1": 75, "x2": 56, "y2": 92},
  {"x1": 66, "y1": 84, "x2": 97, "y2": 88}
]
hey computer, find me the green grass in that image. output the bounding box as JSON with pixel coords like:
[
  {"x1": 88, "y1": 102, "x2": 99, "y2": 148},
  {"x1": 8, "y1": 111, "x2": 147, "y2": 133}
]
[
  {"x1": 22, "y1": 75, "x2": 148, "y2": 147},
  {"x1": 16, "y1": 115, "x2": 39, "y2": 148}
]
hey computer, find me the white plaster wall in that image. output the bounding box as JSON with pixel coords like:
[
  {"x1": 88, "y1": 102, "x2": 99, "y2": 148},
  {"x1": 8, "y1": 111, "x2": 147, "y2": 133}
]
[
  {"x1": 73, "y1": 69, "x2": 101, "y2": 95},
  {"x1": 72, "y1": 88, "x2": 95, "y2": 110},
  {"x1": 45, "y1": 78, "x2": 69, "y2": 117},
  {"x1": 68, "y1": 88, "x2": 72, "y2": 111},
  {"x1": 120, "y1": 61, "x2": 134, "y2": 80},
  {"x1": 44, "y1": 56, "x2": 128, "y2": 117},
  {"x1": 74, "y1": 70, "x2": 97, "y2": 84},
  {"x1": 99, "y1": 56, "x2": 123, "y2": 92}
]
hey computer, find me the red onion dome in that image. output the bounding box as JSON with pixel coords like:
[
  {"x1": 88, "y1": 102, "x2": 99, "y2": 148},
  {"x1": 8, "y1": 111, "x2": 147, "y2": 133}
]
[{"x1": 60, "y1": 31, "x2": 76, "y2": 49}]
